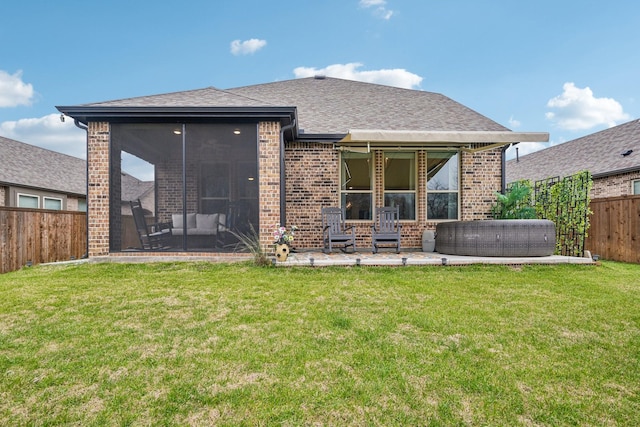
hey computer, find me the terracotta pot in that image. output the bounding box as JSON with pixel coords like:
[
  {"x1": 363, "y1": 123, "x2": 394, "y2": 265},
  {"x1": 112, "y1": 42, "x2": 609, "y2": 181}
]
[{"x1": 275, "y1": 243, "x2": 290, "y2": 262}]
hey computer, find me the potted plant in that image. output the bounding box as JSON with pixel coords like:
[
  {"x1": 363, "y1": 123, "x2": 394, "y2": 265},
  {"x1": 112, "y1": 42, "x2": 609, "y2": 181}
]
[{"x1": 273, "y1": 224, "x2": 298, "y2": 262}]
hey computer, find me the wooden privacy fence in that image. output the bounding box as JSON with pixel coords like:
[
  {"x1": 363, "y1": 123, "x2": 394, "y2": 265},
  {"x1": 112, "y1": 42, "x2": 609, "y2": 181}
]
[
  {"x1": 0, "y1": 207, "x2": 87, "y2": 274},
  {"x1": 585, "y1": 195, "x2": 640, "y2": 264}
]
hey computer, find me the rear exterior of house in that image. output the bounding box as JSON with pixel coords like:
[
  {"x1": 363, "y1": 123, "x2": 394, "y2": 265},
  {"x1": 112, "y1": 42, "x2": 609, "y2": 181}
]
[{"x1": 57, "y1": 77, "x2": 548, "y2": 257}]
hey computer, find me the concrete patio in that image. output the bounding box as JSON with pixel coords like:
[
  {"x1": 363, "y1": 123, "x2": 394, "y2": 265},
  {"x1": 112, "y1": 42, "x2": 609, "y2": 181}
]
[
  {"x1": 277, "y1": 249, "x2": 596, "y2": 267},
  {"x1": 93, "y1": 249, "x2": 596, "y2": 267}
]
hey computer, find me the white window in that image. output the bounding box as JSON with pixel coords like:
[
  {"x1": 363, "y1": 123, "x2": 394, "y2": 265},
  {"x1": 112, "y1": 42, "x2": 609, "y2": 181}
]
[
  {"x1": 17, "y1": 193, "x2": 39, "y2": 209},
  {"x1": 44, "y1": 197, "x2": 63, "y2": 210},
  {"x1": 633, "y1": 180, "x2": 640, "y2": 195},
  {"x1": 426, "y1": 151, "x2": 459, "y2": 220},
  {"x1": 78, "y1": 199, "x2": 87, "y2": 212},
  {"x1": 384, "y1": 152, "x2": 416, "y2": 220}
]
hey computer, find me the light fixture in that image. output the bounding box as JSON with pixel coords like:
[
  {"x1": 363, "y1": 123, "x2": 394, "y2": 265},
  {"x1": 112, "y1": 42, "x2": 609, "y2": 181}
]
[
  {"x1": 247, "y1": 177, "x2": 255, "y2": 181},
  {"x1": 173, "y1": 129, "x2": 182, "y2": 135},
  {"x1": 233, "y1": 128, "x2": 241, "y2": 135}
]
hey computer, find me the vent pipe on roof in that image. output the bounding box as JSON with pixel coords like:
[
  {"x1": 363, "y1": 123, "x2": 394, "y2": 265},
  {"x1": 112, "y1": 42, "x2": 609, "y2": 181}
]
[{"x1": 314, "y1": 75, "x2": 326, "y2": 80}]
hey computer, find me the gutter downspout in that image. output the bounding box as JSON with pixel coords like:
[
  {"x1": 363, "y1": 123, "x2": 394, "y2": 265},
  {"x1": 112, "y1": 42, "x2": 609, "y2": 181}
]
[
  {"x1": 279, "y1": 119, "x2": 296, "y2": 226},
  {"x1": 501, "y1": 142, "x2": 517, "y2": 194},
  {"x1": 73, "y1": 119, "x2": 89, "y2": 258}
]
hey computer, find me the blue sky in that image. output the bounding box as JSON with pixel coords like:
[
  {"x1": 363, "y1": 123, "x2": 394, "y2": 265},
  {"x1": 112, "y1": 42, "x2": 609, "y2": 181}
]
[{"x1": 2, "y1": 0, "x2": 639, "y2": 166}]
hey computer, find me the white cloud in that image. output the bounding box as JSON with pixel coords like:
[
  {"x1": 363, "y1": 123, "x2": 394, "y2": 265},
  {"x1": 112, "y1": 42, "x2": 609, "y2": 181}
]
[
  {"x1": 508, "y1": 115, "x2": 521, "y2": 129},
  {"x1": 293, "y1": 63, "x2": 422, "y2": 89},
  {"x1": 0, "y1": 113, "x2": 86, "y2": 159},
  {"x1": 230, "y1": 38, "x2": 267, "y2": 56},
  {"x1": 359, "y1": 0, "x2": 394, "y2": 20},
  {"x1": 0, "y1": 70, "x2": 35, "y2": 107},
  {"x1": 545, "y1": 82, "x2": 629, "y2": 131},
  {"x1": 505, "y1": 142, "x2": 546, "y2": 160}
]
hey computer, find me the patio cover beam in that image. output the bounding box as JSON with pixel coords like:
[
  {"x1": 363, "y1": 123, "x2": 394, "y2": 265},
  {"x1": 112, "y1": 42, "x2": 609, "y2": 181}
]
[{"x1": 339, "y1": 129, "x2": 549, "y2": 145}]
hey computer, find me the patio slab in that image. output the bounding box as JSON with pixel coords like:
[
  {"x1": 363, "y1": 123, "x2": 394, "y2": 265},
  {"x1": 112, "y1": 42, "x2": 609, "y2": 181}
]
[
  {"x1": 277, "y1": 250, "x2": 595, "y2": 267},
  {"x1": 92, "y1": 249, "x2": 595, "y2": 267}
]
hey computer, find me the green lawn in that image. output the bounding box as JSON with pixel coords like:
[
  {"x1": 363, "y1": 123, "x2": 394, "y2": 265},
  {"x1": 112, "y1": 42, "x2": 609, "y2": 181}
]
[{"x1": 1, "y1": 261, "x2": 638, "y2": 426}]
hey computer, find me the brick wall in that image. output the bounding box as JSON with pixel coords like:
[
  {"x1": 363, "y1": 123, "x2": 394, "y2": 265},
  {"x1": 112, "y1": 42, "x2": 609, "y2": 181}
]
[
  {"x1": 285, "y1": 142, "x2": 339, "y2": 248},
  {"x1": 460, "y1": 147, "x2": 502, "y2": 221},
  {"x1": 258, "y1": 122, "x2": 282, "y2": 249},
  {"x1": 592, "y1": 171, "x2": 640, "y2": 198},
  {"x1": 87, "y1": 122, "x2": 110, "y2": 257},
  {"x1": 284, "y1": 146, "x2": 503, "y2": 250},
  {"x1": 156, "y1": 158, "x2": 198, "y2": 224}
]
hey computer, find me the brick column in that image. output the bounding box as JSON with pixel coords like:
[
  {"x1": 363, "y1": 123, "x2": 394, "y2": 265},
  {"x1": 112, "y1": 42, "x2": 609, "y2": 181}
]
[
  {"x1": 374, "y1": 150, "x2": 384, "y2": 209},
  {"x1": 258, "y1": 122, "x2": 281, "y2": 250},
  {"x1": 87, "y1": 122, "x2": 110, "y2": 257},
  {"x1": 460, "y1": 147, "x2": 502, "y2": 220}
]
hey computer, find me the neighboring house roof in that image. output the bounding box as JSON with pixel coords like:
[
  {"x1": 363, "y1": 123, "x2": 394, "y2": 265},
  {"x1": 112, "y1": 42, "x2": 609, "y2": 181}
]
[
  {"x1": 59, "y1": 77, "x2": 510, "y2": 135},
  {"x1": 120, "y1": 172, "x2": 154, "y2": 203},
  {"x1": 507, "y1": 119, "x2": 640, "y2": 183},
  {"x1": 0, "y1": 135, "x2": 86, "y2": 195}
]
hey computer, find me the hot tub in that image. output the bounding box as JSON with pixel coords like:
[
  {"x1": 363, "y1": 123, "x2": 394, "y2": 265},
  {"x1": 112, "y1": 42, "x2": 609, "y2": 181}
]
[{"x1": 435, "y1": 219, "x2": 556, "y2": 257}]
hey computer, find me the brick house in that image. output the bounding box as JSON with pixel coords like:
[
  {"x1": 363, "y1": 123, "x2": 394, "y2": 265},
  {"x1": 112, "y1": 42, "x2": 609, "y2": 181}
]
[
  {"x1": 57, "y1": 77, "x2": 548, "y2": 257},
  {"x1": 507, "y1": 118, "x2": 640, "y2": 198},
  {"x1": 0, "y1": 135, "x2": 87, "y2": 211}
]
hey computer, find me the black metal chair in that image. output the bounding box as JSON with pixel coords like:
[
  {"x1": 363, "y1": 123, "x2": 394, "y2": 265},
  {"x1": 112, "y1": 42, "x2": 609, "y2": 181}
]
[
  {"x1": 130, "y1": 199, "x2": 172, "y2": 250},
  {"x1": 371, "y1": 206, "x2": 401, "y2": 253},
  {"x1": 322, "y1": 207, "x2": 356, "y2": 253}
]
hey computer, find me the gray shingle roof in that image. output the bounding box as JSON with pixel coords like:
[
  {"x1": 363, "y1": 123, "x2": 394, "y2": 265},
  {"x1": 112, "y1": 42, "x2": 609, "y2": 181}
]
[
  {"x1": 120, "y1": 172, "x2": 154, "y2": 202},
  {"x1": 76, "y1": 77, "x2": 508, "y2": 135},
  {"x1": 507, "y1": 119, "x2": 640, "y2": 183},
  {"x1": 229, "y1": 77, "x2": 509, "y2": 134},
  {"x1": 0, "y1": 135, "x2": 86, "y2": 195},
  {"x1": 87, "y1": 86, "x2": 276, "y2": 108}
]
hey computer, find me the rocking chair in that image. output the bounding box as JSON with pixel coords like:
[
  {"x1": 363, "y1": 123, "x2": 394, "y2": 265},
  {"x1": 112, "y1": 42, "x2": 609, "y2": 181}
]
[
  {"x1": 371, "y1": 206, "x2": 401, "y2": 253},
  {"x1": 322, "y1": 207, "x2": 356, "y2": 253},
  {"x1": 130, "y1": 199, "x2": 172, "y2": 250}
]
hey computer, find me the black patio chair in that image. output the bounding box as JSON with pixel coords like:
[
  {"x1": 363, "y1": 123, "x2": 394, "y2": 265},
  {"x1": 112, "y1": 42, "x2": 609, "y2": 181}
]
[
  {"x1": 371, "y1": 206, "x2": 401, "y2": 253},
  {"x1": 322, "y1": 207, "x2": 356, "y2": 253},
  {"x1": 130, "y1": 199, "x2": 172, "y2": 250}
]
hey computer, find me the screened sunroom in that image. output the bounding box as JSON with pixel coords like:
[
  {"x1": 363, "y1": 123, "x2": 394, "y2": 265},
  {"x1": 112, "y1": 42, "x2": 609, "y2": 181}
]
[{"x1": 111, "y1": 123, "x2": 259, "y2": 252}]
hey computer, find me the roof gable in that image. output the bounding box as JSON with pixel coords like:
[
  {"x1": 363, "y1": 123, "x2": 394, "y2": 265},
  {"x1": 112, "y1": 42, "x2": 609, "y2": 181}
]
[
  {"x1": 507, "y1": 119, "x2": 640, "y2": 183},
  {"x1": 0, "y1": 136, "x2": 86, "y2": 195}
]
